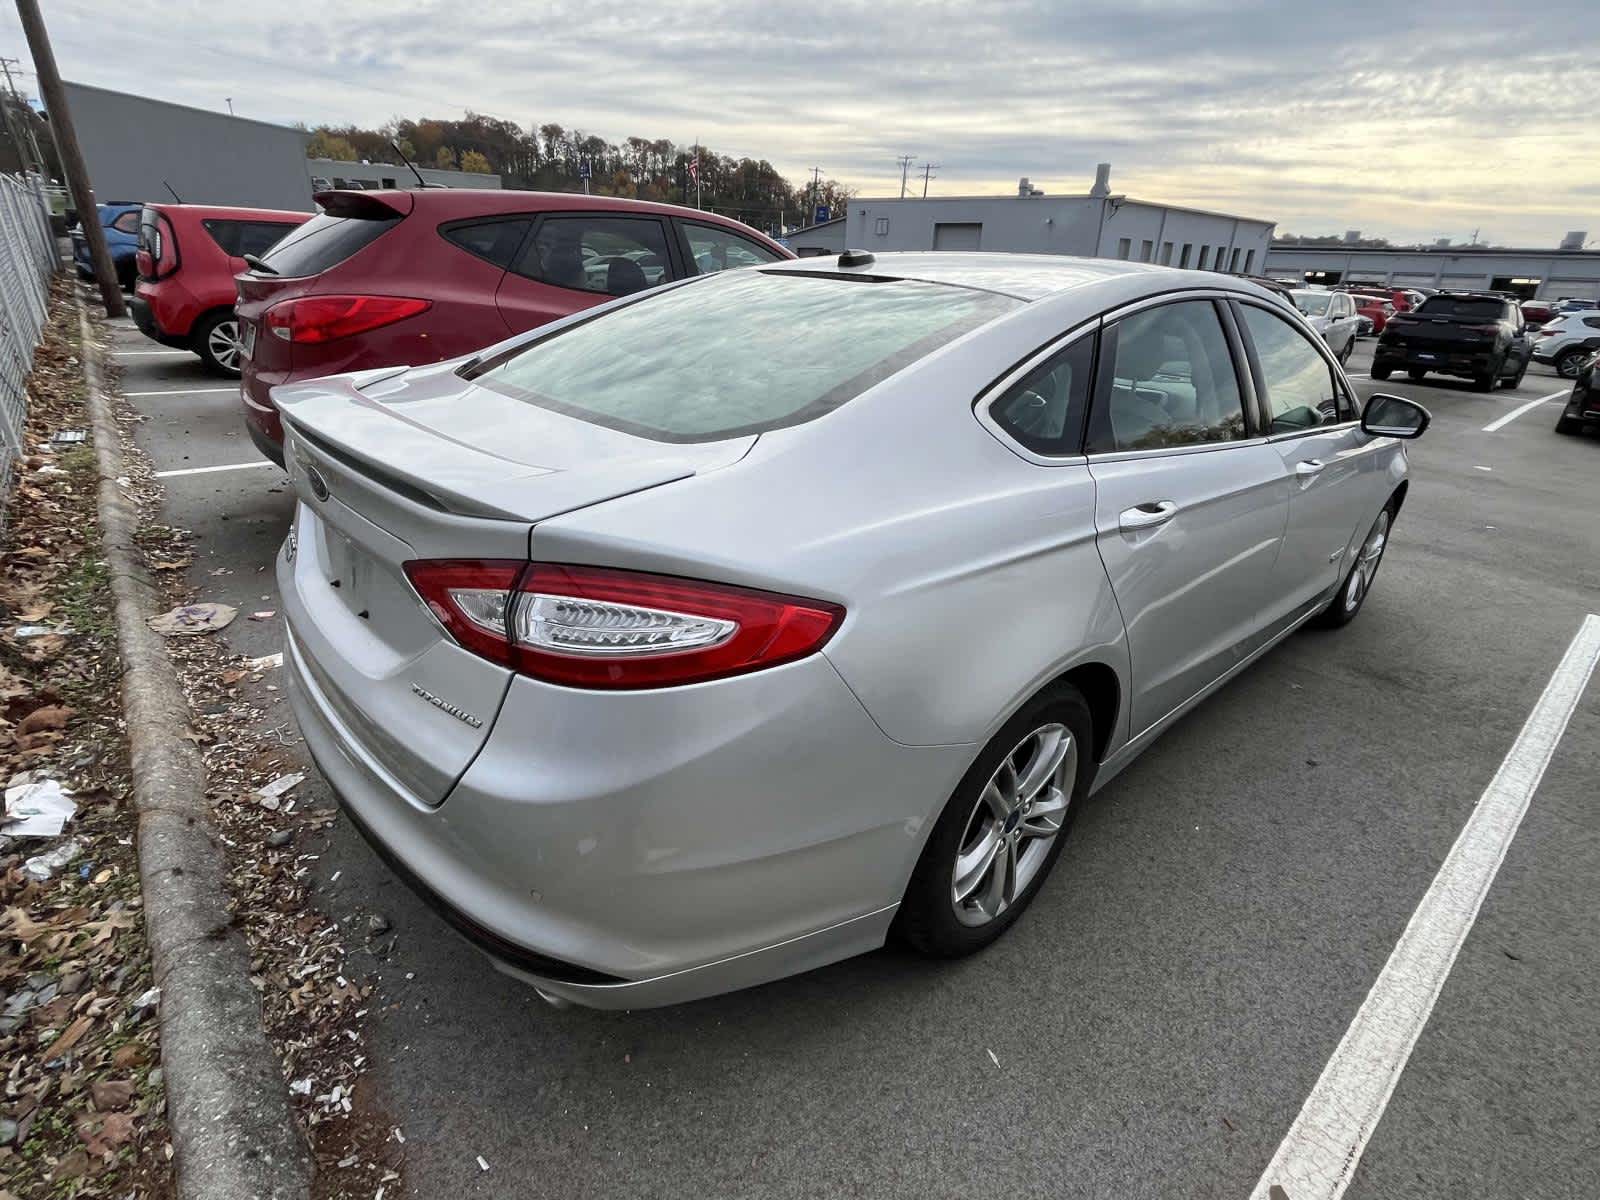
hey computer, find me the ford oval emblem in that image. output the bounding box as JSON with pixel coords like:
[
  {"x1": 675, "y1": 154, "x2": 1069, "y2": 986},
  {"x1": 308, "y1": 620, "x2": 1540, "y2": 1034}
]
[{"x1": 306, "y1": 463, "x2": 330, "y2": 502}]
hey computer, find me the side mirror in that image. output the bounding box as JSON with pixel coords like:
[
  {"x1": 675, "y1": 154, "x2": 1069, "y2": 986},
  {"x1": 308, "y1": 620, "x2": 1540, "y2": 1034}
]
[{"x1": 1361, "y1": 393, "x2": 1430, "y2": 439}]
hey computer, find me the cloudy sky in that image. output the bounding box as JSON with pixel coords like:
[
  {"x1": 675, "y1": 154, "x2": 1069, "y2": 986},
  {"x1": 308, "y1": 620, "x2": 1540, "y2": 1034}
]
[{"x1": 8, "y1": 0, "x2": 1599, "y2": 246}]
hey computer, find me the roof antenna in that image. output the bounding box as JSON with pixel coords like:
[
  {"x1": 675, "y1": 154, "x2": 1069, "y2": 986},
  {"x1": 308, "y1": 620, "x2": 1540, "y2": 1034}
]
[
  {"x1": 162, "y1": 179, "x2": 182, "y2": 203},
  {"x1": 390, "y1": 140, "x2": 430, "y2": 189}
]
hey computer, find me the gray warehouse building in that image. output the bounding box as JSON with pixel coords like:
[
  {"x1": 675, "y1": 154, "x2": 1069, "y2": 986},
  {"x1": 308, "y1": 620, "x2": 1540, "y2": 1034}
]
[
  {"x1": 806, "y1": 166, "x2": 1274, "y2": 273},
  {"x1": 1263, "y1": 245, "x2": 1600, "y2": 302},
  {"x1": 63, "y1": 82, "x2": 314, "y2": 212},
  {"x1": 307, "y1": 158, "x2": 502, "y2": 192}
]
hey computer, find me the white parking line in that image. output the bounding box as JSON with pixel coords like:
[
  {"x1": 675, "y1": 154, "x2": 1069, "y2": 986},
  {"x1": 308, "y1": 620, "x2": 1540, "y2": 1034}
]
[
  {"x1": 1250, "y1": 613, "x2": 1600, "y2": 1200},
  {"x1": 123, "y1": 386, "x2": 239, "y2": 397},
  {"x1": 1481, "y1": 389, "x2": 1568, "y2": 433},
  {"x1": 114, "y1": 349, "x2": 193, "y2": 355},
  {"x1": 154, "y1": 461, "x2": 280, "y2": 479}
]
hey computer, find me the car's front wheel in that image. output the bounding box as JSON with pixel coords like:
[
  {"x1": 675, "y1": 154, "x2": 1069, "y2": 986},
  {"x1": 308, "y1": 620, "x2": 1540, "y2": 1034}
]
[
  {"x1": 1317, "y1": 505, "x2": 1392, "y2": 629},
  {"x1": 895, "y1": 685, "x2": 1094, "y2": 957},
  {"x1": 193, "y1": 310, "x2": 244, "y2": 377}
]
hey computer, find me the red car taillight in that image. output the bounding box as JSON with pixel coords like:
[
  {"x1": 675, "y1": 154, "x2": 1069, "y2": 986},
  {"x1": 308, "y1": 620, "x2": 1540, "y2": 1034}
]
[
  {"x1": 263, "y1": 295, "x2": 431, "y2": 344},
  {"x1": 402, "y1": 561, "x2": 845, "y2": 690},
  {"x1": 135, "y1": 248, "x2": 154, "y2": 277}
]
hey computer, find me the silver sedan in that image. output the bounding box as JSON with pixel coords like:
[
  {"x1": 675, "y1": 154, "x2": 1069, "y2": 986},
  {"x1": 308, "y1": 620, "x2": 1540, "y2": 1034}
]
[{"x1": 275, "y1": 252, "x2": 1428, "y2": 1008}]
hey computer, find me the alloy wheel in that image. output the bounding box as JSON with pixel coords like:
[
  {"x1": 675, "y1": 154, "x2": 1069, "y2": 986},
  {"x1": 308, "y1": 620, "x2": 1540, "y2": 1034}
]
[
  {"x1": 209, "y1": 319, "x2": 242, "y2": 373},
  {"x1": 1557, "y1": 351, "x2": 1586, "y2": 379},
  {"x1": 1344, "y1": 510, "x2": 1390, "y2": 614},
  {"x1": 951, "y1": 723, "x2": 1076, "y2": 927}
]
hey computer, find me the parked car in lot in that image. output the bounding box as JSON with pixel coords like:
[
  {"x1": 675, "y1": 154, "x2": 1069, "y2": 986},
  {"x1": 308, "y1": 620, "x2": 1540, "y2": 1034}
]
[
  {"x1": 1289, "y1": 289, "x2": 1360, "y2": 362},
  {"x1": 1339, "y1": 285, "x2": 1425, "y2": 314},
  {"x1": 1555, "y1": 350, "x2": 1600, "y2": 435},
  {"x1": 1520, "y1": 299, "x2": 1557, "y2": 328},
  {"x1": 72, "y1": 201, "x2": 141, "y2": 289},
  {"x1": 1349, "y1": 293, "x2": 1394, "y2": 335},
  {"x1": 133, "y1": 204, "x2": 310, "y2": 376},
  {"x1": 235, "y1": 190, "x2": 794, "y2": 466},
  {"x1": 273, "y1": 252, "x2": 1427, "y2": 1008},
  {"x1": 1530, "y1": 311, "x2": 1600, "y2": 377},
  {"x1": 1373, "y1": 292, "x2": 1532, "y2": 390}
]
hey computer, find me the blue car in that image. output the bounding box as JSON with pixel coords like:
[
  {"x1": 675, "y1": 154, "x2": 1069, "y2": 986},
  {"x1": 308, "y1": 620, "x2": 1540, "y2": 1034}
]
[{"x1": 71, "y1": 201, "x2": 141, "y2": 288}]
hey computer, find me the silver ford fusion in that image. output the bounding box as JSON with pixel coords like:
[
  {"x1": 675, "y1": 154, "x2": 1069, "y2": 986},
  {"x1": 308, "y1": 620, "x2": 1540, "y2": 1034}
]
[{"x1": 276, "y1": 252, "x2": 1427, "y2": 1009}]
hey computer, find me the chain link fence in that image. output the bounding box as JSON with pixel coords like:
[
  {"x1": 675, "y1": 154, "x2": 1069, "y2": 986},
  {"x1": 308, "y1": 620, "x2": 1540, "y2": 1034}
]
[{"x1": 0, "y1": 173, "x2": 59, "y2": 525}]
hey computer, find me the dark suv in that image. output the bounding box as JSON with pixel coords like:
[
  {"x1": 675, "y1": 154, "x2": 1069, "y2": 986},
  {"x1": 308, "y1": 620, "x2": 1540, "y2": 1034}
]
[
  {"x1": 1372, "y1": 292, "x2": 1532, "y2": 391},
  {"x1": 235, "y1": 190, "x2": 794, "y2": 465}
]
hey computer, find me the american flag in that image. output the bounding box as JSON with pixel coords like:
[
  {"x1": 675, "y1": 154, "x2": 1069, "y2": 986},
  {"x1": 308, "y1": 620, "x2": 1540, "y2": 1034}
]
[{"x1": 688, "y1": 156, "x2": 699, "y2": 184}]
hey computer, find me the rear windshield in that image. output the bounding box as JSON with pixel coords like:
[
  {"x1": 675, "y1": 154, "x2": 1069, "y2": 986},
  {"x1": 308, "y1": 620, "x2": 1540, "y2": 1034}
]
[
  {"x1": 1417, "y1": 296, "x2": 1509, "y2": 320},
  {"x1": 474, "y1": 271, "x2": 1022, "y2": 442},
  {"x1": 1291, "y1": 292, "x2": 1331, "y2": 316},
  {"x1": 259, "y1": 213, "x2": 400, "y2": 277}
]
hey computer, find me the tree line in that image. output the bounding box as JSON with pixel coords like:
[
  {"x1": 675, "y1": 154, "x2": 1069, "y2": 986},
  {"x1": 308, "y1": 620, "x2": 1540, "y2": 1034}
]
[{"x1": 301, "y1": 113, "x2": 854, "y2": 235}]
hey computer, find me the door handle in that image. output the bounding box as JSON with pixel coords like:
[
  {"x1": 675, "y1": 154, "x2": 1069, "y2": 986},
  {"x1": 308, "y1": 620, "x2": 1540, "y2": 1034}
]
[
  {"x1": 1295, "y1": 458, "x2": 1326, "y2": 477},
  {"x1": 1119, "y1": 500, "x2": 1179, "y2": 531}
]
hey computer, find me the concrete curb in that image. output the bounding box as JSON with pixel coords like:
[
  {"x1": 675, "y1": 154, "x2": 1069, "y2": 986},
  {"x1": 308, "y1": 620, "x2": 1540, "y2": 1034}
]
[{"x1": 76, "y1": 300, "x2": 314, "y2": 1200}]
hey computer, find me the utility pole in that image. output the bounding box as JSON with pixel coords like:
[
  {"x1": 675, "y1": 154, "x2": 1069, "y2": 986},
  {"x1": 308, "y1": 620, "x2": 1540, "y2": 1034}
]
[
  {"x1": 808, "y1": 165, "x2": 821, "y2": 223},
  {"x1": 15, "y1": 0, "x2": 124, "y2": 315},
  {"x1": 920, "y1": 162, "x2": 939, "y2": 199},
  {"x1": 225, "y1": 97, "x2": 233, "y2": 115},
  {"x1": 896, "y1": 154, "x2": 914, "y2": 199}
]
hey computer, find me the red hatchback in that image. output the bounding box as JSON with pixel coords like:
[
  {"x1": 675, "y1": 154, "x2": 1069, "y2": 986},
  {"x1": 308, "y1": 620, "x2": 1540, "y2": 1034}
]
[
  {"x1": 235, "y1": 190, "x2": 794, "y2": 465},
  {"x1": 132, "y1": 204, "x2": 311, "y2": 375},
  {"x1": 1348, "y1": 292, "x2": 1395, "y2": 334}
]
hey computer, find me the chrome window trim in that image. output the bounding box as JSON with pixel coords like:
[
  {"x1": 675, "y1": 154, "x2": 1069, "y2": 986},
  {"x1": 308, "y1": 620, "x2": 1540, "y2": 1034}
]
[
  {"x1": 1265, "y1": 419, "x2": 1361, "y2": 444},
  {"x1": 973, "y1": 318, "x2": 1100, "y2": 466},
  {"x1": 1084, "y1": 435, "x2": 1270, "y2": 465}
]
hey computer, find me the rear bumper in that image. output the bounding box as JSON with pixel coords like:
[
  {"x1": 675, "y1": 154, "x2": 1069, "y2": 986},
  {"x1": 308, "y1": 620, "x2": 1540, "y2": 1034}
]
[
  {"x1": 240, "y1": 366, "x2": 285, "y2": 464},
  {"x1": 279, "y1": 534, "x2": 969, "y2": 1009},
  {"x1": 129, "y1": 295, "x2": 189, "y2": 349},
  {"x1": 1374, "y1": 345, "x2": 1498, "y2": 375},
  {"x1": 1561, "y1": 385, "x2": 1600, "y2": 422}
]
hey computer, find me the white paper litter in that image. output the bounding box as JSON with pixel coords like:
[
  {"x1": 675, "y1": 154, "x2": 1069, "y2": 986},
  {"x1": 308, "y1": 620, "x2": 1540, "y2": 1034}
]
[
  {"x1": 2, "y1": 777, "x2": 76, "y2": 837},
  {"x1": 986, "y1": 1048, "x2": 1000, "y2": 1068},
  {"x1": 14, "y1": 624, "x2": 65, "y2": 639},
  {"x1": 476, "y1": 1155, "x2": 490, "y2": 1172},
  {"x1": 257, "y1": 772, "x2": 305, "y2": 800},
  {"x1": 23, "y1": 838, "x2": 83, "y2": 882},
  {"x1": 245, "y1": 652, "x2": 284, "y2": 671},
  {"x1": 290, "y1": 1078, "x2": 313, "y2": 1095}
]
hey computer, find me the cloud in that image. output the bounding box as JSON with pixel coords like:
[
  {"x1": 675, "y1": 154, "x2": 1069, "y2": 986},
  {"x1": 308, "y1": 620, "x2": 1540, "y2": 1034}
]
[{"x1": 8, "y1": 0, "x2": 1599, "y2": 245}]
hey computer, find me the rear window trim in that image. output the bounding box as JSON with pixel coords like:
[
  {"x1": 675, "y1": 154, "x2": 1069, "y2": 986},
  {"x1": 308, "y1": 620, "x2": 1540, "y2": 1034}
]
[
  {"x1": 436, "y1": 213, "x2": 536, "y2": 272},
  {"x1": 256, "y1": 211, "x2": 402, "y2": 280}
]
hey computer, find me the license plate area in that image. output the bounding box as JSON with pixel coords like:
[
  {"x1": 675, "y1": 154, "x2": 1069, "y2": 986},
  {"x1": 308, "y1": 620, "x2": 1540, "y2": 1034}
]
[
  {"x1": 323, "y1": 528, "x2": 375, "y2": 618},
  {"x1": 240, "y1": 319, "x2": 257, "y2": 360}
]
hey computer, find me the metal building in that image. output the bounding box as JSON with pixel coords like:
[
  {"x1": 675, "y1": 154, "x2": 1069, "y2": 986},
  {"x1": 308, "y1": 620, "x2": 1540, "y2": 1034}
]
[
  {"x1": 826, "y1": 166, "x2": 1275, "y2": 272},
  {"x1": 1263, "y1": 245, "x2": 1600, "y2": 302},
  {"x1": 62, "y1": 82, "x2": 314, "y2": 212}
]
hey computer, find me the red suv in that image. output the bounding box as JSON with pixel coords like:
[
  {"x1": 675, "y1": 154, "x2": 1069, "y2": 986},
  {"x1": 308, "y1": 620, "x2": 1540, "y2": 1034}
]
[
  {"x1": 132, "y1": 205, "x2": 311, "y2": 375},
  {"x1": 1347, "y1": 292, "x2": 1395, "y2": 334},
  {"x1": 235, "y1": 190, "x2": 794, "y2": 465}
]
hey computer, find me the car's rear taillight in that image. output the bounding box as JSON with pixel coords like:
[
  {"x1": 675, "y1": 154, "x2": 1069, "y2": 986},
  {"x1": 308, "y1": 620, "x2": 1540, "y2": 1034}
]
[
  {"x1": 135, "y1": 249, "x2": 154, "y2": 277},
  {"x1": 403, "y1": 561, "x2": 844, "y2": 689},
  {"x1": 263, "y1": 295, "x2": 431, "y2": 344}
]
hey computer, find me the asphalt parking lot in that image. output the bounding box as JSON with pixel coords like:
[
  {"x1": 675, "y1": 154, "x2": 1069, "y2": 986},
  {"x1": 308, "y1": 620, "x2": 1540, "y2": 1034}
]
[{"x1": 104, "y1": 315, "x2": 1599, "y2": 1200}]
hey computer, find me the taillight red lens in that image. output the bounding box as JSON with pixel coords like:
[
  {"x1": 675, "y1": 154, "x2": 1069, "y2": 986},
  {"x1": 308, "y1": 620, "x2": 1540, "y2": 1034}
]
[
  {"x1": 263, "y1": 295, "x2": 431, "y2": 344},
  {"x1": 135, "y1": 249, "x2": 154, "y2": 277},
  {"x1": 402, "y1": 560, "x2": 845, "y2": 689}
]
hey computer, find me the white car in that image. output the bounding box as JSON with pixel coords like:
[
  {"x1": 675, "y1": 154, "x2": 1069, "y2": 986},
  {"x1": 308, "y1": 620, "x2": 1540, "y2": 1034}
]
[
  {"x1": 1530, "y1": 311, "x2": 1600, "y2": 378},
  {"x1": 1290, "y1": 289, "x2": 1360, "y2": 364}
]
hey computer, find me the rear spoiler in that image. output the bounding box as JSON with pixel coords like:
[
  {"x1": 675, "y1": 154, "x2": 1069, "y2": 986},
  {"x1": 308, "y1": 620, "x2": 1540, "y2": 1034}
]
[{"x1": 312, "y1": 190, "x2": 415, "y2": 219}]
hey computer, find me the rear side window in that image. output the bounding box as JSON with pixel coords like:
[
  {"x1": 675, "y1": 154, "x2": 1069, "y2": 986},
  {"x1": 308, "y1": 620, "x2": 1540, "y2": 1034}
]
[
  {"x1": 513, "y1": 216, "x2": 671, "y2": 297},
  {"x1": 1417, "y1": 296, "x2": 1509, "y2": 321},
  {"x1": 1087, "y1": 300, "x2": 1246, "y2": 453},
  {"x1": 441, "y1": 218, "x2": 531, "y2": 269},
  {"x1": 260, "y1": 213, "x2": 401, "y2": 277},
  {"x1": 110, "y1": 210, "x2": 139, "y2": 234},
  {"x1": 476, "y1": 271, "x2": 1021, "y2": 442},
  {"x1": 989, "y1": 335, "x2": 1094, "y2": 455},
  {"x1": 681, "y1": 222, "x2": 783, "y2": 275},
  {"x1": 203, "y1": 219, "x2": 300, "y2": 258}
]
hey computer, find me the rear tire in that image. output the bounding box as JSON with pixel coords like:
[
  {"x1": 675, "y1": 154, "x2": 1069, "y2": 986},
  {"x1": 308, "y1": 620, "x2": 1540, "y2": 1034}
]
[
  {"x1": 1407, "y1": 368, "x2": 1427, "y2": 381},
  {"x1": 1556, "y1": 414, "x2": 1583, "y2": 435},
  {"x1": 193, "y1": 310, "x2": 243, "y2": 377},
  {"x1": 1370, "y1": 365, "x2": 1392, "y2": 381},
  {"x1": 1504, "y1": 357, "x2": 1528, "y2": 389},
  {"x1": 1471, "y1": 365, "x2": 1497, "y2": 392},
  {"x1": 895, "y1": 685, "x2": 1094, "y2": 958}
]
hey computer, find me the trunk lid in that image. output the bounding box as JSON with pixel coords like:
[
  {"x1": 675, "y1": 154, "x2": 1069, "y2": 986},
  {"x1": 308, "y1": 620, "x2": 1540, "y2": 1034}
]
[
  {"x1": 277, "y1": 365, "x2": 753, "y2": 805},
  {"x1": 1384, "y1": 297, "x2": 1508, "y2": 353}
]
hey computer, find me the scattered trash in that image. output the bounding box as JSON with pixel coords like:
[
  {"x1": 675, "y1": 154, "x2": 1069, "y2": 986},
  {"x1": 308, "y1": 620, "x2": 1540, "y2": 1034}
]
[
  {"x1": 249, "y1": 610, "x2": 277, "y2": 621},
  {"x1": 367, "y1": 913, "x2": 391, "y2": 937},
  {"x1": 477, "y1": 1155, "x2": 490, "y2": 1172},
  {"x1": 1472, "y1": 465, "x2": 1493, "y2": 472},
  {"x1": 13, "y1": 624, "x2": 65, "y2": 639},
  {"x1": 49, "y1": 428, "x2": 87, "y2": 445},
  {"x1": 2, "y1": 776, "x2": 76, "y2": 837},
  {"x1": 256, "y1": 772, "x2": 304, "y2": 801},
  {"x1": 132, "y1": 987, "x2": 161, "y2": 1012},
  {"x1": 23, "y1": 838, "x2": 84, "y2": 882},
  {"x1": 266, "y1": 829, "x2": 293, "y2": 848},
  {"x1": 986, "y1": 1048, "x2": 1000, "y2": 1068},
  {"x1": 290, "y1": 1078, "x2": 313, "y2": 1096},
  {"x1": 245, "y1": 652, "x2": 284, "y2": 671},
  {"x1": 147, "y1": 602, "x2": 237, "y2": 636}
]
